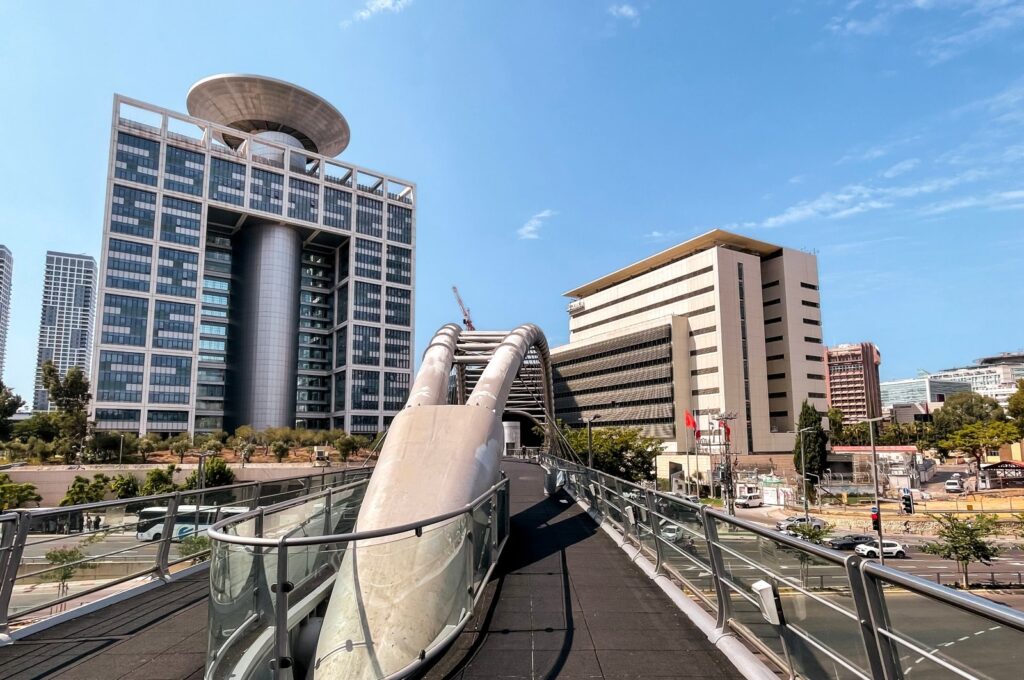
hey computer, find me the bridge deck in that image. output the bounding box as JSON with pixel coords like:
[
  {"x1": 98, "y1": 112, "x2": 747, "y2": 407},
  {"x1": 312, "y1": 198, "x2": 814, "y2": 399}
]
[
  {"x1": 426, "y1": 460, "x2": 743, "y2": 679},
  {"x1": 1, "y1": 460, "x2": 746, "y2": 680}
]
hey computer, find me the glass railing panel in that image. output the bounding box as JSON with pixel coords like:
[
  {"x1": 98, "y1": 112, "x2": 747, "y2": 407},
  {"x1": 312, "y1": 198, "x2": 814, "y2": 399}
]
[
  {"x1": 207, "y1": 541, "x2": 275, "y2": 680},
  {"x1": 881, "y1": 583, "x2": 1024, "y2": 680}
]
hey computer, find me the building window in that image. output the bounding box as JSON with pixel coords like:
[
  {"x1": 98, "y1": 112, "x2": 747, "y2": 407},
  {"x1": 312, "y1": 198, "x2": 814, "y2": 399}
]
[
  {"x1": 764, "y1": 317, "x2": 782, "y2": 324},
  {"x1": 200, "y1": 323, "x2": 226, "y2": 336},
  {"x1": 95, "y1": 408, "x2": 141, "y2": 427},
  {"x1": 356, "y1": 196, "x2": 383, "y2": 238},
  {"x1": 689, "y1": 326, "x2": 716, "y2": 336},
  {"x1": 383, "y1": 372, "x2": 410, "y2": 411},
  {"x1": 770, "y1": 410, "x2": 789, "y2": 417},
  {"x1": 353, "y1": 281, "x2": 382, "y2": 322},
  {"x1": 804, "y1": 336, "x2": 822, "y2": 344},
  {"x1": 350, "y1": 414, "x2": 379, "y2": 433},
  {"x1": 808, "y1": 392, "x2": 827, "y2": 399},
  {"x1": 807, "y1": 373, "x2": 825, "y2": 381},
  {"x1": 386, "y1": 245, "x2": 412, "y2": 285},
  {"x1": 204, "y1": 247, "x2": 231, "y2": 275},
  {"x1": 762, "y1": 280, "x2": 779, "y2": 289},
  {"x1": 106, "y1": 238, "x2": 152, "y2": 292},
  {"x1": 352, "y1": 325, "x2": 380, "y2": 366},
  {"x1": 385, "y1": 287, "x2": 411, "y2": 326},
  {"x1": 209, "y1": 157, "x2": 246, "y2": 205},
  {"x1": 691, "y1": 387, "x2": 719, "y2": 396},
  {"x1": 689, "y1": 346, "x2": 717, "y2": 356},
  {"x1": 766, "y1": 335, "x2": 783, "y2": 343},
  {"x1": 690, "y1": 367, "x2": 718, "y2": 376},
  {"x1": 159, "y1": 196, "x2": 202, "y2": 247},
  {"x1": 156, "y1": 247, "x2": 199, "y2": 298},
  {"x1": 335, "y1": 327, "x2": 347, "y2": 368},
  {"x1": 323, "y1": 187, "x2": 352, "y2": 230},
  {"x1": 101, "y1": 294, "x2": 148, "y2": 346},
  {"x1": 153, "y1": 300, "x2": 195, "y2": 350},
  {"x1": 763, "y1": 298, "x2": 781, "y2": 307},
  {"x1": 333, "y1": 372, "x2": 346, "y2": 411},
  {"x1": 387, "y1": 204, "x2": 412, "y2": 244},
  {"x1": 800, "y1": 282, "x2": 819, "y2": 291},
  {"x1": 163, "y1": 145, "x2": 205, "y2": 196},
  {"x1": 806, "y1": 355, "x2": 823, "y2": 362},
  {"x1": 337, "y1": 283, "x2": 348, "y2": 323},
  {"x1": 802, "y1": 300, "x2": 820, "y2": 308},
  {"x1": 250, "y1": 168, "x2": 284, "y2": 214},
  {"x1": 767, "y1": 372, "x2": 786, "y2": 380},
  {"x1": 97, "y1": 350, "x2": 144, "y2": 402},
  {"x1": 288, "y1": 177, "x2": 319, "y2": 223},
  {"x1": 147, "y1": 410, "x2": 189, "y2": 429},
  {"x1": 384, "y1": 329, "x2": 411, "y2": 369},
  {"x1": 110, "y1": 185, "x2": 156, "y2": 238},
  {"x1": 354, "y1": 239, "x2": 382, "y2": 279},
  {"x1": 115, "y1": 132, "x2": 159, "y2": 186},
  {"x1": 149, "y1": 354, "x2": 192, "y2": 404},
  {"x1": 350, "y1": 370, "x2": 380, "y2": 410},
  {"x1": 769, "y1": 391, "x2": 787, "y2": 398},
  {"x1": 803, "y1": 318, "x2": 821, "y2": 326},
  {"x1": 766, "y1": 354, "x2": 785, "y2": 361}
]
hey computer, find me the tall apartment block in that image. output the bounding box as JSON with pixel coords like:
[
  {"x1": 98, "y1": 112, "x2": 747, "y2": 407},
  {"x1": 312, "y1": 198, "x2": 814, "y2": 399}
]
[
  {"x1": 91, "y1": 75, "x2": 415, "y2": 437},
  {"x1": 824, "y1": 342, "x2": 882, "y2": 424},
  {"x1": 0, "y1": 245, "x2": 11, "y2": 380},
  {"x1": 552, "y1": 229, "x2": 826, "y2": 458},
  {"x1": 33, "y1": 252, "x2": 97, "y2": 410}
]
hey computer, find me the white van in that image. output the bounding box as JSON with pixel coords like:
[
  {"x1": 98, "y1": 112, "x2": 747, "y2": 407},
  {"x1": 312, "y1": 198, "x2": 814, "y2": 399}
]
[
  {"x1": 944, "y1": 479, "x2": 964, "y2": 493},
  {"x1": 736, "y1": 492, "x2": 763, "y2": 508}
]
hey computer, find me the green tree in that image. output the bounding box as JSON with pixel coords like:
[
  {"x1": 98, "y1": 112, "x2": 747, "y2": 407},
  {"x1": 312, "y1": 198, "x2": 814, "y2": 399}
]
[
  {"x1": 933, "y1": 391, "x2": 1005, "y2": 452},
  {"x1": 41, "y1": 363, "x2": 91, "y2": 446},
  {"x1": 43, "y1": 545, "x2": 95, "y2": 597},
  {"x1": 60, "y1": 474, "x2": 111, "y2": 506},
  {"x1": 177, "y1": 534, "x2": 211, "y2": 564},
  {"x1": 11, "y1": 412, "x2": 60, "y2": 443},
  {"x1": 183, "y1": 456, "x2": 235, "y2": 489},
  {"x1": 170, "y1": 438, "x2": 190, "y2": 464},
  {"x1": 0, "y1": 379, "x2": 25, "y2": 441},
  {"x1": 136, "y1": 433, "x2": 161, "y2": 463},
  {"x1": 1007, "y1": 379, "x2": 1024, "y2": 438},
  {"x1": 939, "y1": 420, "x2": 1019, "y2": 470},
  {"x1": 334, "y1": 433, "x2": 370, "y2": 462},
  {"x1": 271, "y1": 440, "x2": 290, "y2": 462},
  {"x1": 109, "y1": 473, "x2": 140, "y2": 499},
  {"x1": 827, "y1": 407, "x2": 845, "y2": 445},
  {"x1": 921, "y1": 514, "x2": 1000, "y2": 588},
  {"x1": 0, "y1": 472, "x2": 42, "y2": 510},
  {"x1": 141, "y1": 465, "x2": 179, "y2": 495},
  {"x1": 793, "y1": 401, "x2": 828, "y2": 499},
  {"x1": 560, "y1": 424, "x2": 662, "y2": 482}
]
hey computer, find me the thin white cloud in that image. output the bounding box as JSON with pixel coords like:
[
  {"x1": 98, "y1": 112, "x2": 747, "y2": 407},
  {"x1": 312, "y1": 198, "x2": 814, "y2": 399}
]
[
  {"x1": 924, "y1": 2, "x2": 1024, "y2": 63},
  {"x1": 918, "y1": 188, "x2": 1024, "y2": 215},
  {"x1": 788, "y1": 175, "x2": 805, "y2": 184},
  {"x1": 608, "y1": 4, "x2": 641, "y2": 25},
  {"x1": 837, "y1": 145, "x2": 891, "y2": 164},
  {"x1": 517, "y1": 209, "x2": 557, "y2": 240},
  {"x1": 825, "y1": 235, "x2": 909, "y2": 254},
  {"x1": 881, "y1": 158, "x2": 920, "y2": 178},
  {"x1": 341, "y1": 0, "x2": 413, "y2": 28}
]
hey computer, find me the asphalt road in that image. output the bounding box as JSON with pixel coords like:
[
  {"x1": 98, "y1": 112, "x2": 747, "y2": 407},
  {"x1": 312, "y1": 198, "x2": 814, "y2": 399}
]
[{"x1": 19, "y1": 533, "x2": 160, "y2": 560}]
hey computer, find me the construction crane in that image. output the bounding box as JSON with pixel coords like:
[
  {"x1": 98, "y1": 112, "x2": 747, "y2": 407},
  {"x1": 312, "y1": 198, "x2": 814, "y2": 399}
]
[{"x1": 452, "y1": 286, "x2": 475, "y2": 330}]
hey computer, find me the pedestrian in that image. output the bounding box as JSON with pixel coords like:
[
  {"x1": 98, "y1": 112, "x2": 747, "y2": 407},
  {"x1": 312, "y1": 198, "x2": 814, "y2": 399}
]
[
  {"x1": 93, "y1": 515, "x2": 102, "y2": 531},
  {"x1": 84, "y1": 514, "x2": 91, "y2": 531}
]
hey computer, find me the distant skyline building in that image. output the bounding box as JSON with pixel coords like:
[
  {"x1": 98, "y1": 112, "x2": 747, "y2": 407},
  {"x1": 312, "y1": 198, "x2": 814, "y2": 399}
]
[
  {"x1": 33, "y1": 251, "x2": 96, "y2": 411},
  {"x1": 551, "y1": 229, "x2": 826, "y2": 459},
  {"x1": 825, "y1": 342, "x2": 882, "y2": 424},
  {"x1": 91, "y1": 75, "x2": 415, "y2": 437},
  {"x1": 880, "y1": 376, "x2": 971, "y2": 409},
  {"x1": 0, "y1": 245, "x2": 11, "y2": 381},
  {"x1": 925, "y1": 353, "x2": 1024, "y2": 409}
]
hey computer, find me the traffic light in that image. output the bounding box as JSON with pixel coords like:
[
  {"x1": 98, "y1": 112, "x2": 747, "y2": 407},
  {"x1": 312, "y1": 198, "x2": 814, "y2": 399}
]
[
  {"x1": 871, "y1": 509, "x2": 881, "y2": 532},
  {"x1": 901, "y1": 493, "x2": 915, "y2": 514}
]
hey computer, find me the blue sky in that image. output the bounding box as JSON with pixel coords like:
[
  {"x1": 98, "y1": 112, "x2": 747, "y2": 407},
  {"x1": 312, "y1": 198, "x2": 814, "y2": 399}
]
[{"x1": 0, "y1": 0, "x2": 1022, "y2": 401}]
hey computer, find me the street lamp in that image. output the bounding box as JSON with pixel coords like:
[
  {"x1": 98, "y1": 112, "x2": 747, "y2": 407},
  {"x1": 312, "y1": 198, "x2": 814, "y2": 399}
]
[
  {"x1": 798, "y1": 426, "x2": 814, "y2": 523},
  {"x1": 118, "y1": 434, "x2": 125, "y2": 468},
  {"x1": 584, "y1": 414, "x2": 602, "y2": 469},
  {"x1": 866, "y1": 415, "x2": 887, "y2": 565}
]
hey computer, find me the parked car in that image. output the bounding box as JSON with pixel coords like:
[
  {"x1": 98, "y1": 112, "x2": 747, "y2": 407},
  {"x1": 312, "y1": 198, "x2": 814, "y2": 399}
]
[
  {"x1": 736, "y1": 492, "x2": 763, "y2": 508},
  {"x1": 855, "y1": 540, "x2": 908, "y2": 559},
  {"x1": 658, "y1": 519, "x2": 685, "y2": 543},
  {"x1": 944, "y1": 479, "x2": 965, "y2": 493},
  {"x1": 776, "y1": 516, "x2": 826, "y2": 532},
  {"x1": 826, "y1": 534, "x2": 874, "y2": 550}
]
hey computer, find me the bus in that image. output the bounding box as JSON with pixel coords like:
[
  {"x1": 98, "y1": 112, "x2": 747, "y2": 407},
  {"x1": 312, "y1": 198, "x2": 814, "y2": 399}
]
[{"x1": 135, "y1": 505, "x2": 249, "y2": 541}]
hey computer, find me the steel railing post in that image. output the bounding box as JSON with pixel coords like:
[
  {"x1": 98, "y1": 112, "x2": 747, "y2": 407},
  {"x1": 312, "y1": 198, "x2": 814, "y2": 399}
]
[
  {"x1": 322, "y1": 487, "x2": 334, "y2": 536},
  {"x1": 253, "y1": 481, "x2": 263, "y2": 508},
  {"x1": 0, "y1": 514, "x2": 31, "y2": 634},
  {"x1": 645, "y1": 490, "x2": 664, "y2": 573},
  {"x1": 702, "y1": 508, "x2": 733, "y2": 631},
  {"x1": 156, "y1": 492, "x2": 180, "y2": 580},
  {"x1": 844, "y1": 554, "x2": 888, "y2": 680},
  {"x1": 271, "y1": 538, "x2": 293, "y2": 678},
  {"x1": 858, "y1": 562, "x2": 902, "y2": 679}
]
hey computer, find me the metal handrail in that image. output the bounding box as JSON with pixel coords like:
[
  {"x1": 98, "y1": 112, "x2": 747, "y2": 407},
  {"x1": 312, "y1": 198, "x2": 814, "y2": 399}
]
[{"x1": 209, "y1": 477, "x2": 510, "y2": 548}]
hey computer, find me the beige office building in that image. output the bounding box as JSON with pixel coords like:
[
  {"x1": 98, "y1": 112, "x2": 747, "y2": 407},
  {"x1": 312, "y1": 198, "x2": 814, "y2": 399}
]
[
  {"x1": 825, "y1": 342, "x2": 882, "y2": 424},
  {"x1": 552, "y1": 229, "x2": 827, "y2": 460}
]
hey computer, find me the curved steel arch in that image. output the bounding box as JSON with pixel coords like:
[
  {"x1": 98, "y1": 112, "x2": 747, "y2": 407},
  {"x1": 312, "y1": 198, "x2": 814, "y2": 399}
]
[{"x1": 315, "y1": 324, "x2": 560, "y2": 678}]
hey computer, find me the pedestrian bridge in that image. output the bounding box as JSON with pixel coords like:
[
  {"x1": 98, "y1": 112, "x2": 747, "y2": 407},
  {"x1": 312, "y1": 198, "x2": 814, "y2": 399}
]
[{"x1": 2, "y1": 325, "x2": 1024, "y2": 679}]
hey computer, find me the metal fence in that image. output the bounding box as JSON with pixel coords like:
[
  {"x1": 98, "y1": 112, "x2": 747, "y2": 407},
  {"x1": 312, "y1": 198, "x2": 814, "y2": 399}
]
[
  {"x1": 0, "y1": 467, "x2": 373, "y2": 634},
  {"x1": 206, "y1": 474, "x2": 511, "y2": 679},
  {"x1": 540, "y1": 454, "x2": 1024, "y2": 680}
]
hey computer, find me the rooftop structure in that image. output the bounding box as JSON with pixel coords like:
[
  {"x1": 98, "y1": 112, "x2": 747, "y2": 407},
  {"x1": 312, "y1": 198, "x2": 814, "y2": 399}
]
[
  {"x1": 880, "y1": 376, "x2": 971, "y2": 408},
  {"x1": 926, "y1": 354, "x2": 1024, "y2": 408},
  {"x1": 90, "y1": 75, "x2": 416, "y2": 436},
  {"x1": 553, "y1": 228, "x2": 826, "y2": 455},
  {"x1": 32, "y1": 251, "x2": 96, "y2": 410}
]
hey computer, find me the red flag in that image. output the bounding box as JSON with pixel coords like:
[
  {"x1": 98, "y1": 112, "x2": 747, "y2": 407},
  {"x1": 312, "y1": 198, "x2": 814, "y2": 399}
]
[
  {"x1": 718, "y1": 419, "x2": 731, "y2": 442},
  {"x1": 685, "y1": 410, "x2": 697, "y2": 431}
]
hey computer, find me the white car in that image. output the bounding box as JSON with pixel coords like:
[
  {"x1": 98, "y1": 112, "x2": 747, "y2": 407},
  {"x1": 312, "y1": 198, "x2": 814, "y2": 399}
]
[
  {"x1": 944, "y1": 479, "x2": 965, "y2": 493},
  {"x1": 736, "y1": 493, "x2": 763, "y2": 508},
  {"x1": 776, "y1": 516, "x2": 825, "y2": 532},
  {"x1": 855, "y1": 540, "x2": 907, "y2": 559}
]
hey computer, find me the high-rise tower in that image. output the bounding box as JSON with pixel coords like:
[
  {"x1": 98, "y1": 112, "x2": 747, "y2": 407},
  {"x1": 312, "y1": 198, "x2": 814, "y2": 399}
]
[
  {"x1": 91, "y1": 75, "x2": 416, "y2": 437},
  {"x1": 33, "y1": 251, "x2": 97, "y2": 410},
  {"x1": 0, "y1": 245, "x2": 12, "y2": 380}
]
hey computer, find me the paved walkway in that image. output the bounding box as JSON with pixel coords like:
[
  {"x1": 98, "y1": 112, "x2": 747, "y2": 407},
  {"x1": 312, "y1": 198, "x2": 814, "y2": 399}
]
[
  {"x1": 0, "y1": 571, "x2": 208, "y2": 680},
  {"x1": 425, "y1": 460, "x2": 744, "y2": 679}
]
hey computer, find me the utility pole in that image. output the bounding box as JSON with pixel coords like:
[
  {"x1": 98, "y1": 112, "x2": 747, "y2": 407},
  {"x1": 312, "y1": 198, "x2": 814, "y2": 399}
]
[
  {"x1": 584, "y1": 414, "x2": 601, "y2": 468},
  {"x1": 867, "y1": 416, "x2": 886, "y2": 565},
  {"x1": 119, "y1": 434, "x2": 125, "y2": 468},
  {"x1": 716, "y1": 411, "x2": 738, "y2": 516}
]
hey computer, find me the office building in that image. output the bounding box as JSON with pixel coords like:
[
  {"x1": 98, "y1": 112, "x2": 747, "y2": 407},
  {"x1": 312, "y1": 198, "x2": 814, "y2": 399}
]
[
  {"x1": 0, "y1": 245, "x2": 11, "y2": 380},
  {"x1": 552, "y1": 229, "x2": 826, "y2": 457},
  {"x1": 926, "y1": 353, "x2": 1024, "y2": 409},
  {"x1": 824, "y1": 342, "x2": 882, "y2": 424},
  {"x1": 880, "y1": 377, "x2": 971, "y2": 409},
  {"x1": 91, "y1": 75, "x2": 415, "y2": 437},
  {"x1": 33, "y1": 252, "x2": 97, "y2": 410}
]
